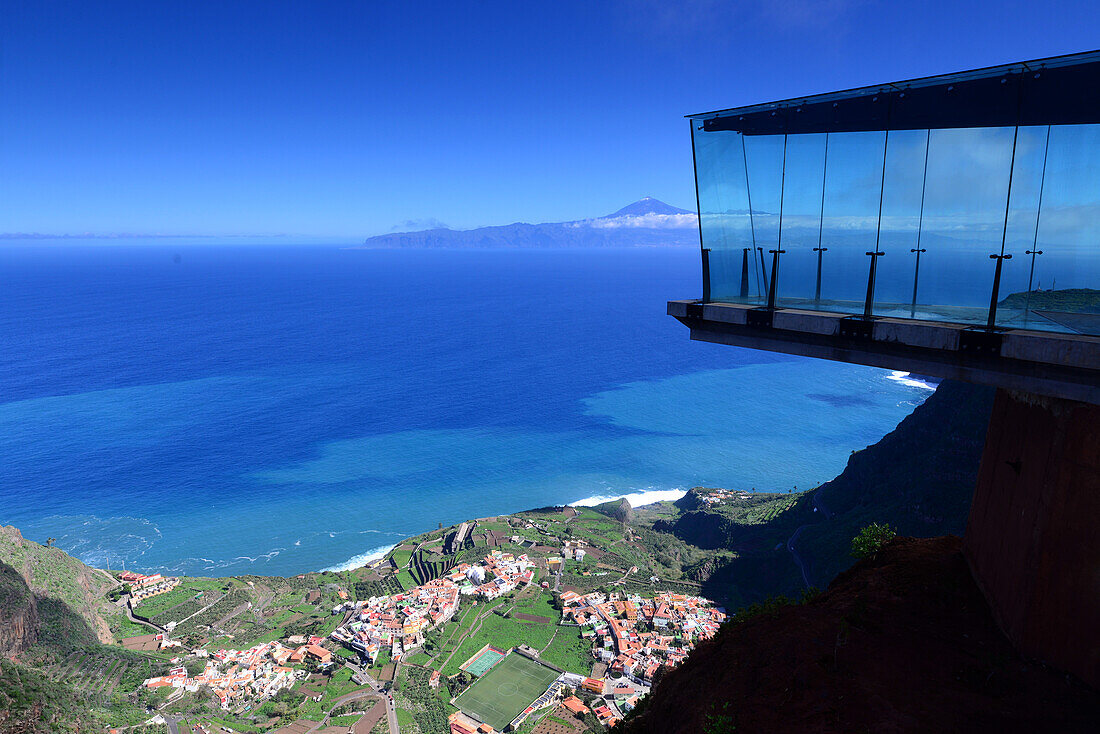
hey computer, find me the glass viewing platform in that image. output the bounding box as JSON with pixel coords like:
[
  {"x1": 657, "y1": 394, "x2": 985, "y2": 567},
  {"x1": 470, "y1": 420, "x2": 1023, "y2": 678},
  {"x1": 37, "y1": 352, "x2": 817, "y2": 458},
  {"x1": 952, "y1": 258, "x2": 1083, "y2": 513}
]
[{"x1": 688, "y1": 51, "x2": 1100, "y2": 336}]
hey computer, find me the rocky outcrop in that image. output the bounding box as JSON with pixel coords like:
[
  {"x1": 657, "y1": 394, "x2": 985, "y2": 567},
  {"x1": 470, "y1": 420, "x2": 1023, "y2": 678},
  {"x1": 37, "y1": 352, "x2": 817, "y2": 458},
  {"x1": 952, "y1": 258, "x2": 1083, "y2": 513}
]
[
  {"x1": 593, "y1": 497, "x2": 634, "y2": 524},
  {"x1": 0, "y1": 563, "x2": 39, "y2": 659}
]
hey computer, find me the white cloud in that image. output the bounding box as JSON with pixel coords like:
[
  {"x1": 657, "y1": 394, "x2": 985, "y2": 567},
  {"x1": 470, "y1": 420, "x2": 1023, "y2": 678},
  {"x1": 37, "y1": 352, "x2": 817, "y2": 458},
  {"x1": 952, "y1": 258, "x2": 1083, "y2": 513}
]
[{"x1": 580, "y1": 213, "x2": 699, "y2": 230}]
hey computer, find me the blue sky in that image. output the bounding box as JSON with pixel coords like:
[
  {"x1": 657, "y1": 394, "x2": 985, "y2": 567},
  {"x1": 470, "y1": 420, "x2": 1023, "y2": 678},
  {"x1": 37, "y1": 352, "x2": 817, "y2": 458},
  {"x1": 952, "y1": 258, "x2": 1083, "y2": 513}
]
[{"x1": 1, "y1": 0, "x2": 1098, "y2": 239}]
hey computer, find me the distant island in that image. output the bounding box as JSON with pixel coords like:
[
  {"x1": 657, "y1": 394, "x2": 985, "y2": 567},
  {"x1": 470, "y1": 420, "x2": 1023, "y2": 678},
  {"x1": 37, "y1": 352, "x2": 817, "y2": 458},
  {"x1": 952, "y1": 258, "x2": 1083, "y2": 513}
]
[{"x1": 356, "y1": 198, "x2": 699, "y2": 249}]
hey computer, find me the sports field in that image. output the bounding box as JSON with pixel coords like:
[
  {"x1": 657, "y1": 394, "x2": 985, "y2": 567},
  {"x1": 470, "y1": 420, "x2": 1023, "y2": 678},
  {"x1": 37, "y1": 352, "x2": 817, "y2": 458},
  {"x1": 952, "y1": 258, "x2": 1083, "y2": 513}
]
[
  {"x1": 461, "y1": 645, "x2": 506, "y2": 677},
  {"x1": 454, "y1": 652, "x2": 560, "y2": 731}
]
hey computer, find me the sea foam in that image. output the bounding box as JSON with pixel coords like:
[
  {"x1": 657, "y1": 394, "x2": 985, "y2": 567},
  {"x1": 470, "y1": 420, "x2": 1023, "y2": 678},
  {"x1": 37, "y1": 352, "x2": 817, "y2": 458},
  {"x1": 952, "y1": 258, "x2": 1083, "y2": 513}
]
[
  {"x1": 571, "y1": 488, "x2": 687, "y2": 508},
  {"x1": 885, "y1": 371, "x2": 938, "y2": 390},
  {"x1": 320, "y1": 543, "x2": 397, "y2": 573}
]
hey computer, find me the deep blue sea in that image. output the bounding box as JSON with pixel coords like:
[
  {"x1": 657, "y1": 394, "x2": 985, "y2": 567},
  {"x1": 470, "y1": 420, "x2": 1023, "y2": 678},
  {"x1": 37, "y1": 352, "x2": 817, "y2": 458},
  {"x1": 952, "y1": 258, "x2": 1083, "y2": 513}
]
[{"x1": 0, "y1": 244, "x2": 933, "y2": 576}]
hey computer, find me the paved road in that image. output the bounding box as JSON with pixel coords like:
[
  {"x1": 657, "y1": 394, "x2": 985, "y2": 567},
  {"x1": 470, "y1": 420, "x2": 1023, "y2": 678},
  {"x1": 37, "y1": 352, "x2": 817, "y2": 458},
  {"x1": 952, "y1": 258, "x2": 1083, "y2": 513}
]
[
  {"x1": 124, "y1": 601, "x2": 165, "y2": 633},
  {"x1": 163, "y1": 715, "x2": 181, "y2": 734},
  {"x1": 342, "y1": 662, "x2": 398, "y2": 733}
]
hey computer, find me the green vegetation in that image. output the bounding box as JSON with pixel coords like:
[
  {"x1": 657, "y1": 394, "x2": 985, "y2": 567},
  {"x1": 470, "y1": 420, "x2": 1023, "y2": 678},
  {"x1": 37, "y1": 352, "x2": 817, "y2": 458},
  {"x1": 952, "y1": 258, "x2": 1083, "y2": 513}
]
[
  {"x1": 0, "y1": 659, "x2": 97, "y2": 733},
  {"x1": 133, "y1": 576, "x2": 225, "y2": 619},
  {"x1": 393, "y1": 667, "x2": 452, "y2": 734},
  {"x1": 539, "y1": 628, "x2": 593, "y2": 674},
  {"x1": 395, "y1": 707, "x2": 416, "y2": 731},
  {"x1": 0, "y1": 526, "x2": 124, "y2": 645},
  {"x1": 110, "y1": 613, "x2": 156, "y2": 640},
  {"x1": 453, "y1": 653, "x2": 559, "y2": 731},
  {"x1": 328, "y1": 713, "x2": 361, "y2": 727},
  {"x1": 395, "y1": 569, "x2": 417, "y2": 590},
  {"x1": 851, "y1": 522, "x2": 897, "y2": 559},
  {"x1": 390, "y1": 548, "x2": 414, "y2": 568},
  {"x1": 354, "y1": 574, "x2": 403, "y2": 600},
  {"x1": 441, "y1": 611, "x2": 556, "y2": 676}
]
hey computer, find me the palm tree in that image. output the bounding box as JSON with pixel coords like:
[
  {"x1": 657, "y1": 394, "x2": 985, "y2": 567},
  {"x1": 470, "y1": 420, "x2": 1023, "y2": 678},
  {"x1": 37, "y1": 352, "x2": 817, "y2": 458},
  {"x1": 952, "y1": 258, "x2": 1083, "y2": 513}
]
[{"x1": 45, "y1": 537, "x2": 55, "y2": 548}]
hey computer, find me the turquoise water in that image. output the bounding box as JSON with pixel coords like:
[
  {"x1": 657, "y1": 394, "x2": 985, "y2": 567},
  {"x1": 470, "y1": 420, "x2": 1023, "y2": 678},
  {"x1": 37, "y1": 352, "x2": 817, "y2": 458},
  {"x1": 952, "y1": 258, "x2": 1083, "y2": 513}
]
[{"x1": 0, "y1": 244, "x2": 932, "y2": 575}]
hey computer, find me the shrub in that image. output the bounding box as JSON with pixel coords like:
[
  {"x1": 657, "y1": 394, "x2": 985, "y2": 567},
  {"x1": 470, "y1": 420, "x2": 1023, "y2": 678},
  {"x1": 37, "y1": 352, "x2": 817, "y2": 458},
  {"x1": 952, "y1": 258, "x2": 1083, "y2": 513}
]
[{"x1": 850, "y1": 523, "x2": 896, "y2": 559}]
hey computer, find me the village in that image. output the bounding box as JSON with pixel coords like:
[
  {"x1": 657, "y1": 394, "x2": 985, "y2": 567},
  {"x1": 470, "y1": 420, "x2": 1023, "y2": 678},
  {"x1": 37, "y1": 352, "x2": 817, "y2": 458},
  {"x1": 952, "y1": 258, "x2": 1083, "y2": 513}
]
[
  {"x1": 330, "y1": 550, "x2": 536, "y2": 665},
  {"x1": 124, "y1": 503, "x2": 730, "y2": 734}
]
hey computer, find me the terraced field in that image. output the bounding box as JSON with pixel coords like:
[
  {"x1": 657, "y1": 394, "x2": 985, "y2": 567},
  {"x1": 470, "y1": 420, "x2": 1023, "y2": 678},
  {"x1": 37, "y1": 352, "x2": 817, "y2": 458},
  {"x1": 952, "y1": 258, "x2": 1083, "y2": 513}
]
[
  {"x1": 173, "y1": 589, "x2": 251, "y2": 635},
  {"x1": 151, "y1": 592, "x2": 224, "y2": 627}
]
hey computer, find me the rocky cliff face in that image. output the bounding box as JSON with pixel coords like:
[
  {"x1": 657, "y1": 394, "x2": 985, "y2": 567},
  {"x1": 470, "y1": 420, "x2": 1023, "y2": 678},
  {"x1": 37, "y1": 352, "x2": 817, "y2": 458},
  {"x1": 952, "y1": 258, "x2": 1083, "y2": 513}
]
[
  {"x1": 0, "y1": 563, "x2": 39, "y2": 659},
  {"x1": 794, "y1": 380, "x2": 995, "y2": 588},
  {"x1": 0, "y1": 526, "x2": 117, "y2": 645}
]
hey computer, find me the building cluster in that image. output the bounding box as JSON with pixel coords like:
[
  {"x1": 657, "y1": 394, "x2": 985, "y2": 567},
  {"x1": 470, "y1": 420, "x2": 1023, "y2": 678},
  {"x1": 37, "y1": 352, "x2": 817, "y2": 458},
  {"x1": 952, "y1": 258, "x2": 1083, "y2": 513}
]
[
  {"x1": 119, "y1": 570, "x2": 182, "y2": 603},
  {"x1": 695, "y1": 489, "x2": 750, "y2": 506},
  {"x1": 560, "y1": 538, "x2": 588, "y2": 562},
  {"x1": 559, "y1": 590, "x2": 726, "y2": 690},
  {"x1": 142, "y1": 641, "x2": 306, "y2": 709},
  {"x1": 331, "y1": 551, "x2": 534, "y2": 663}
]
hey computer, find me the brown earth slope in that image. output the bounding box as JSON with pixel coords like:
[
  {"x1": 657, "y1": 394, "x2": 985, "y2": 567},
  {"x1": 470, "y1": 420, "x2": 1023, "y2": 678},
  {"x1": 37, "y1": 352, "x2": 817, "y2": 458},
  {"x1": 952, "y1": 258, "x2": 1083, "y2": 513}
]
[{"x1": 622, "y1": 537, "x2": 1099, "y2": 733}]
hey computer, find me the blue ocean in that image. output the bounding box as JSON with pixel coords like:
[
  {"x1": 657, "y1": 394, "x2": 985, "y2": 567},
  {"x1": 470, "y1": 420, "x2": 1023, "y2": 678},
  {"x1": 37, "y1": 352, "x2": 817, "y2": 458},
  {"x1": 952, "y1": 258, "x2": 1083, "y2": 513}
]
[{"x1": 0, "y1": 244, "x2": 933, "y2": 576}]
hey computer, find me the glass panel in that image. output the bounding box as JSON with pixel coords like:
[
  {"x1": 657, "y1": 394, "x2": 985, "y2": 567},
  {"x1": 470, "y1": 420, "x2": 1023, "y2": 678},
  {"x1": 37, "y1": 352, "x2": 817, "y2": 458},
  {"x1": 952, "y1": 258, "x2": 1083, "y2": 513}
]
[
  {"x1": 692, "y1": 122, "x2": 1100, "y2": 335},
  {"x1": 1021, "y1": 123, "x2": 1100, "y2": 334},
  {"x1": 994, "y1": 126, "x2": 1051, "y2": 328},
  {"x1": 914, "y1": 126, "x2": 1016, "y2": 324},
  {"x1": 743, "y1": 135, "x2": 787, "y2": 302},
  {"x1": 774, "y1": 133, "x2": 827, "y2": 308},
  {"x1": 873, "y1": 129, "x2": 932, "y2": 318},
  {"x1": 816, "y1": 131, "x2": 887, "y2": 314},
  {"x1": 693, "y1": 124, "x2": 761, "y2": 303}
]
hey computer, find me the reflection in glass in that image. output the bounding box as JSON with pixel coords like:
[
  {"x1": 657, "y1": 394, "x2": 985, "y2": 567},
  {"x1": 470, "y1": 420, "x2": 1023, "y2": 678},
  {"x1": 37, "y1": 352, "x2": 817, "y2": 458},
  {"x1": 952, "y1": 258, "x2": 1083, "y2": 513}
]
[
  {"x1": 693, "y1": 124, "x2": 759, "y2": 303},
  {"x1": 690, "y1": 121, "x2": 1099, "y2": 335}
]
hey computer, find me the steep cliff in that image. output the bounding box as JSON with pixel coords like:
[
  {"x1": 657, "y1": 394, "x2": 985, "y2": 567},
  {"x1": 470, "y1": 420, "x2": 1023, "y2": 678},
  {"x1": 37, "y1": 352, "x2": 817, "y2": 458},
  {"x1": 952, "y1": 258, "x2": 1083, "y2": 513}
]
[
  {"x1": 634, "y1": 380, "x2": 995, "y2": 607},
  {"x1": 0, "y1": 527, "x2": 118, "y2": 645},
  {"x1": 795, "y1": 379, "x2": 995, "y2": 588},
  {"x1": 0, "y1": 564, "x2": 38, "y2": 659}
]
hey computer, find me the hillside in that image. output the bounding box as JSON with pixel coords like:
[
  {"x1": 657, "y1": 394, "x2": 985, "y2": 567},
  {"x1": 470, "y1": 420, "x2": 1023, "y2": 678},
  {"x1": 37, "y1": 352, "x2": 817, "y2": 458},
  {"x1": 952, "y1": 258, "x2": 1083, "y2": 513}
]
[
  {"x1": 795, "y1": 379, "x2": 995, "y2": 588},
  {"x1": 0, "y1": 659, "x2": 99, "y2": 734},
  {"x1": 0, "y1": 526, "x2": 121, "y2": 645},
  {"x1": 619, "y1": 537, "x2": 1100, "y2": 733},
  {"x1": 0, "y1": 561, "x2": 166, "y2": 733},
  {"x1": 0, "y1": 564, "x2": 38, "y2": 659},
  {"x1": 628, "y1": 380, "x2": 995, "y2": 608}
]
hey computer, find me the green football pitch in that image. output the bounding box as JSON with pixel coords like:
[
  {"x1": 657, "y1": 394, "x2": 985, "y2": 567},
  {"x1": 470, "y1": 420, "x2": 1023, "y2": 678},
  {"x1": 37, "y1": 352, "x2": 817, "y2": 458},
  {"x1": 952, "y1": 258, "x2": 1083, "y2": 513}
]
[{"x1": 454, "y1": 653, "x2": 560, "y2": 731}]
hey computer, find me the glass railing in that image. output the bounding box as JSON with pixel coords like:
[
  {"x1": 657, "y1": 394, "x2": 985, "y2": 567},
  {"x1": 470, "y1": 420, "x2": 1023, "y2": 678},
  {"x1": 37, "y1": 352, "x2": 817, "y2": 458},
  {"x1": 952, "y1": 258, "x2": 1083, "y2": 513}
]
[{"x1": 692, "y1": 121, "x2": 1100, "y2": 336}]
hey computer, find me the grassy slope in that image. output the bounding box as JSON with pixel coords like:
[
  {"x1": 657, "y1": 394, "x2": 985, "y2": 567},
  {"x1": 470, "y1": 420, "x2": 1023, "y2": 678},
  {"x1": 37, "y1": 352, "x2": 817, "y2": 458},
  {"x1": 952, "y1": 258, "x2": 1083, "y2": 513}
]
[
  {"x1": 0, "y1": 659, "x2": 96, "y2": 734},
  {"x1": 0, "y1": 526, "x2": 122, "y2": 644}
]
